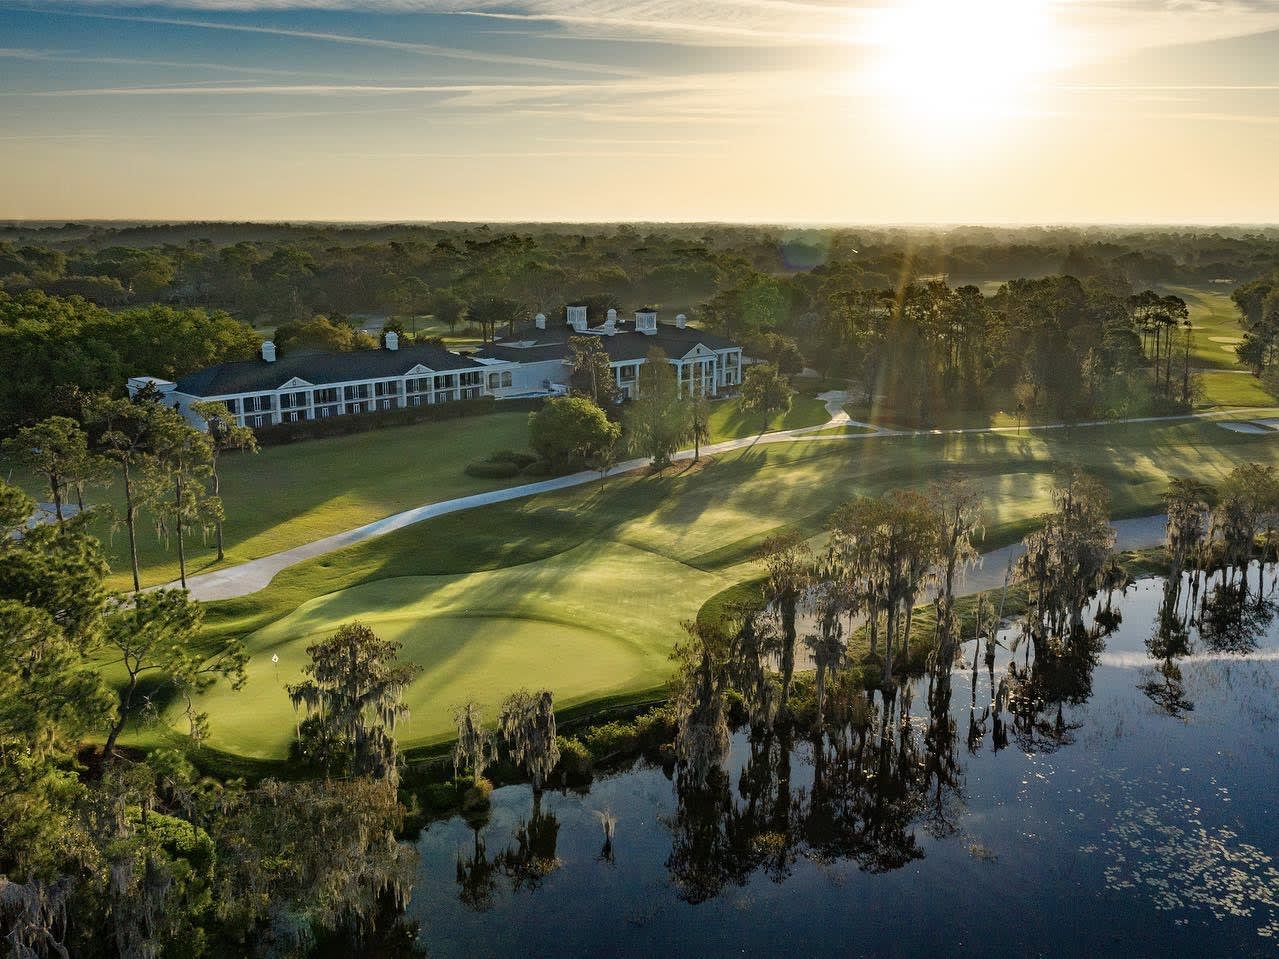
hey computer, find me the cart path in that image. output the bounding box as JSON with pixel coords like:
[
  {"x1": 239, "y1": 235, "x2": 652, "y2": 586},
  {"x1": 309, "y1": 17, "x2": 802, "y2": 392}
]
[{"x1": 170, "y1": 401, "x2": 1278, "y2": 601}]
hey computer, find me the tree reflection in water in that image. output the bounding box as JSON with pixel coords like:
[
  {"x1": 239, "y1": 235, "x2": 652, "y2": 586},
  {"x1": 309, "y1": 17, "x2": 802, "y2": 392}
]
[
  {"x1": 450, "y1": 476, "x2": 1279, "y2": 917},
  {"x1": 498, "y1": 798, "x2": 562, "y2": 892},
  {"x1": 1137, "y1": 566, "x2": 1277, "y2": 718}
]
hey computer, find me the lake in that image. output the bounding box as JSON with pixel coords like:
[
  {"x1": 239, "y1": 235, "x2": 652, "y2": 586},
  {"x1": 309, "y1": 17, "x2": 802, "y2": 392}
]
[{"x1": 406, "y1": 570, "x2": 1279, "y2": 958}]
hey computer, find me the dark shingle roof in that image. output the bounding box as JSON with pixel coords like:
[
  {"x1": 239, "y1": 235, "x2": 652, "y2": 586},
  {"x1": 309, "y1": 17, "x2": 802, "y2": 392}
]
[
  {"x1": 474, "y1": 321, "x2": 739, "y2": 366},
  {"x1": 174, "y1": 344, "x2": 483, "y2": 397}
]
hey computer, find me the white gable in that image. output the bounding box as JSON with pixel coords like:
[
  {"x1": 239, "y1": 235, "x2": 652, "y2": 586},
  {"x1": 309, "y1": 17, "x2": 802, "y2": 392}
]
[
  {"x1": 406, "y1": 363, "x2": 436, "y2": 375},
  {"x1": 279, "y1": 376, "x2": 314, "y2": 389},
  {"x1": 681, "y1": 344, "x2": 715, "y2": 360}
]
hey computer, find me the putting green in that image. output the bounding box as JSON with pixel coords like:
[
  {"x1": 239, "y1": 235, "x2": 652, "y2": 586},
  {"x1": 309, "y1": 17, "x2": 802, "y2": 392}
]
[
  {"x1": 142, "y1": 415, "x2": 1279, "y2": 761},
  {"x1": 191, "y1": 540, "x2": 732, "y2": 756}
]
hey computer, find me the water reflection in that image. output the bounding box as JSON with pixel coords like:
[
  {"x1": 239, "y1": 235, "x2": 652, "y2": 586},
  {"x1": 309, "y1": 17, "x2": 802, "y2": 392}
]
[{"x1": 413, "y1": 569, "x2": 1279, "y2": 958}]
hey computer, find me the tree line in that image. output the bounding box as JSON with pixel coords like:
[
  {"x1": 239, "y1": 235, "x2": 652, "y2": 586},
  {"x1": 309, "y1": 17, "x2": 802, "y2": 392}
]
[{"x1": 0, "y1": 289, "x2": 260, "y2": 433}]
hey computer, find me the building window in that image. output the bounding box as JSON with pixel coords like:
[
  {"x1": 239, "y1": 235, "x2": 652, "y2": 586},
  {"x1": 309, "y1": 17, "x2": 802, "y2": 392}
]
[
  {"x1": 487, "y1": 372, "x2": 500, "y2": 390},
  {"x1": 501, "y1": 371, "x2": 513, "y2": 388}
]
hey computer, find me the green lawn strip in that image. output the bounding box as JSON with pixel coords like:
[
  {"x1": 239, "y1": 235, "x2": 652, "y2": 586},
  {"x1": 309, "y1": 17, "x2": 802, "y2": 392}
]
[
  {"x1": 128, "y1": 416, "x2": 1279, "y2": 761},
  {"x1": 1197, "y1": 370, "x2": 1276, "y2": 409},
  {"x1": 14, "y1": 411, "x2": 534, "y2": 591},
  {"x1": 706, "y1": 394, "x2": 830, "y2": 444},
  {"x1": 1161, "y1": 285, "x2": 1246, "y2": 370},
  {"x1": 802, "y1": 424, "x2": 877, "y2": 437},
  {"x1": 176, "y1": 540, "x2": 734, "y2": 757}
]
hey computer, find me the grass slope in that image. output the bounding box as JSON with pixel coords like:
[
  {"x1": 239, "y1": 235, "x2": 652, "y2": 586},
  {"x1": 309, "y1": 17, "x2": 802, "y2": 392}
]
[
  {"x1": 15, "y1": 412, "x2": 532, "y2": 590},
  {"x1": 706, "y1": 395, "x2": 829, "y2": 443},
  {"x1": 197, "y1": 541, "x2": 730, "y2": 755},
  {"x1": 144, "y1": 414, "x2": 1279, "y2": 761},
  {"x1": 1162, "y1": 285, "x2": 1246, "y2": 370}
]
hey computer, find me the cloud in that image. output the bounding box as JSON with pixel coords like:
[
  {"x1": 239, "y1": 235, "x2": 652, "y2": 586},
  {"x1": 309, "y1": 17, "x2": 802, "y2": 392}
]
[
  {"x1": 26, "y1": 0, "x2": 1279, "y2": 54},
  {"x1": 16, "y1": 7, "x2": 645, "y2": 76}
]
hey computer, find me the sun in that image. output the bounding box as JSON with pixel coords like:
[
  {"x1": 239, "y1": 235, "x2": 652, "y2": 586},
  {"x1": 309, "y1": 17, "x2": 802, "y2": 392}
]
[{"x1": 860, "y1": 0, "x2": 1070, "y2": 135}]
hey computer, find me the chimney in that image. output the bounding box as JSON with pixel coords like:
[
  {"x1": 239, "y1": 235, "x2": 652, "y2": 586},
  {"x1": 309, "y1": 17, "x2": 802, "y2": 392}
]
[
  {"x1": 601, "y1": 316, "x2": 616, "y2": 336},
  {"x1": 566, "y1": 305, "x2": 588, "y2": 333},
  {"x1": 675, "y1": 313, "x2": 687, "y2": 329},
  {"x1": 535, "y1": 312, "x2": 547, "y2": 330},
  {"x1": 261, "y1": 340, "x2": 276, "y2": 363},
  {"x1": 606, "y1": 308, "x2": 618, "y2": 324},
  {"x1": 635, "y1": 309, "x2": 657, "y2": 335},
  {"x1": 384, "y1": 330, "x2": 399, "y2": 351}
]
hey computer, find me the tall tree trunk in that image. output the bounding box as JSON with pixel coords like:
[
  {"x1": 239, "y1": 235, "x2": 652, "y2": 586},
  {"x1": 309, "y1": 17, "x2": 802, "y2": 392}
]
[
  {"x1": 50, "y1": 473, "x2": 64, "y2": 525},
  {"x1": 211, "y1": 457, "x2": 224, "y2": 562},
  {"x1": 175, "y1": 475, "x2": 187, "y2": 588},
  {"x1": 123, "y1": 462, "x2": 141, "y2": 595},
  {"x1": 103, "y1": 674, "x2": 138, "y2": 760}
]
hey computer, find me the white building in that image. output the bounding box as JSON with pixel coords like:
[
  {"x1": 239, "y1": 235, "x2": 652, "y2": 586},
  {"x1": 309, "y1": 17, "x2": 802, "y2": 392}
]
[
  {"x1": 475, "y1": 307, "x2": 744, "y2": 400},
  {"x1": 129, "y1": 332, "x2": 525, "y2": 428},
  {"x1": 129, "y1": 309, "x2": 743, "y2": 429}
]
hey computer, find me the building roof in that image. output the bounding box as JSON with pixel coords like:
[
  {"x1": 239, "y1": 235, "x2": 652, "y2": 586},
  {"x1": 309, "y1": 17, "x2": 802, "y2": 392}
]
[
  {"x1": 474, "y1": 319, "x2": 739, "y2": 366},
  {"x1": 173, "y1": 343, "x2": 484, "y2": 397}
]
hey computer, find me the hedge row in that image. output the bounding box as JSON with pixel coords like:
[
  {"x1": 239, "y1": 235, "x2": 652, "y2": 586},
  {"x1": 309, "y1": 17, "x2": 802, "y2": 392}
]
[
  {"x1": 464, "y1": 448, "x2": 555, "y2": 479},
  {"x1": 251, "y1": 395, "x2": 545, "y2": 446}
]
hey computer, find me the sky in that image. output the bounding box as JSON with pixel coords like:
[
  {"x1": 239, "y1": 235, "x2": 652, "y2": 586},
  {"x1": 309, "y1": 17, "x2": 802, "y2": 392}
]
[{"x1": 2, "y1": 0, "x2": 1278, "y2": 223}]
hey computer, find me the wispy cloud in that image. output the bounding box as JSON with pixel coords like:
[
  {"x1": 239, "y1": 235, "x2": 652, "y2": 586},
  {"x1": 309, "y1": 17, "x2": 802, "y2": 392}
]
[
  {"x1": 336, "y1": 148, "x2": 727, "y2": 158},
  {"x1": 452, "y1": 9, "x2": 846, "y2": 44},
  {"x1": 32, "y1": 1, "x2": 1279, "y2": 55},
  {"x1": 16, "y1": 7, "x2": 645, "y2": 76},
  {"x1": 0, "y1": 47, "x2": 318, "y2": 76},
  {"x1": 24, "y1": 81, "x2": 590, "y2": 98}
]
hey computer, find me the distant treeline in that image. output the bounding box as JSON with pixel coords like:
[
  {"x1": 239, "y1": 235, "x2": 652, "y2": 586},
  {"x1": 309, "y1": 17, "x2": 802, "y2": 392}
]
[
  {"x1": 2, "y1": 223, "x2": 1277, "y2": 435},
  {"x1": 1, "y1": 222, "x2": 1276, "y2": 321}
]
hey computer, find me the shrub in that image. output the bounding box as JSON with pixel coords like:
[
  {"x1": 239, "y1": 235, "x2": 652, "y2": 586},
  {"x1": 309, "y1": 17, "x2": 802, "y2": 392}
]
[
  {"x1": 488, "y1": 449, "x2": 538, "y2": 468},
  {"x1": 420, "y1": 781, "x2": 461, "y2": 814},
  {"x1": 583, "y1": 721, "x2": 639, "y2": 759},
  {"x1": 552, "y1": 736, "x2": 593, "y2": 784},
  {"x1": 464, "y1": 459, "x2": 521, "y2": 479},
  {"x1": 520, "y1": 457, "x2": 558, "y2": 477},
  {"x1": 461, "y1": 775, "x2": 493, "y2": 811}
]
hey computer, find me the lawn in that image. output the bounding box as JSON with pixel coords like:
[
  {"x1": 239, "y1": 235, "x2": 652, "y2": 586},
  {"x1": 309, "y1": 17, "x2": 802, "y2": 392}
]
[
  {"x1": 194, "y1": 541, "x2": 732, "y2": 755},
  {"x1": 135, "y1": 413, "x2": 1279, "y2": 761},
  {"x1": 1160, "y1": 285, "x2": 1246, "y2": 370},
  {"x1": 803, "y1": 424, "x2": 877, "y2": 437},
  {"x1": 16, "y1": 412, "x2": 534, "y2": 591},
  {"x1": 1198, "y1": 370, "x2": 1275, "y2": 408},
  {"x1": 706, "y1": 394, "x2": 831, "y2": 443}
]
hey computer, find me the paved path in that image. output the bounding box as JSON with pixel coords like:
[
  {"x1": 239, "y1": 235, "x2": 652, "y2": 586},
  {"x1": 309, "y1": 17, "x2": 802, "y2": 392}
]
[{"x1": 173, "y1": 402, "x2": 1276, "y2": 601}]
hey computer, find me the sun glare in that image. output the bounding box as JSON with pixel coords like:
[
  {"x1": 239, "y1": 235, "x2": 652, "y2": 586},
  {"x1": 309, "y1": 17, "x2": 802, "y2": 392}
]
[{"x1": 861, "y1": 0, "x2": 1069, "y2": 135}]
